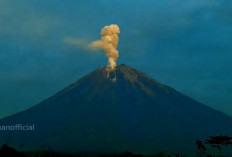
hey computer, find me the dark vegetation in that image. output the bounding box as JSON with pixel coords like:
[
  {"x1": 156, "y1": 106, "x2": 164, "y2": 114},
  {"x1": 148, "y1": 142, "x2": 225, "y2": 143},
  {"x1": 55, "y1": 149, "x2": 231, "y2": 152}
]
[
  {"x1": 196, "y1": 136, "x2": 232, "y2": 157},
  {"x1": 0, "y1": 135, "x2": 231, "y2": 157},
  {"x1": 0, "y1": 143, "x2": 25, "y2": 157}
]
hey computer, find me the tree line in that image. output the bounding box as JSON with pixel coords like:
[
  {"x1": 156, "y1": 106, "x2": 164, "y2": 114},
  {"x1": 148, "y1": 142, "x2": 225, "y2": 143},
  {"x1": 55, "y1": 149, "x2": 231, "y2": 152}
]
[{"x1": 196, "y1": 135, "x2": 232, "y2": 157}]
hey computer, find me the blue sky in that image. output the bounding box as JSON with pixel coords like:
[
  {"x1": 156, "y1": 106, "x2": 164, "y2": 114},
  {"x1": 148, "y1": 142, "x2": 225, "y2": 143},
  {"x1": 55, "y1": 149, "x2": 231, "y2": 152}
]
[{"x1": 0, "y1": 0, "x2": 232, "y2": 118}]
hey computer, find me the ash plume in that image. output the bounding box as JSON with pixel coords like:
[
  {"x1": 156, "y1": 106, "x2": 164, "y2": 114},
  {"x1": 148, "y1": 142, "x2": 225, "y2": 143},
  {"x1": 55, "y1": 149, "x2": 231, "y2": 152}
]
[{"x1": 90, "y1": 24, "x2": 120, "y2": 71}]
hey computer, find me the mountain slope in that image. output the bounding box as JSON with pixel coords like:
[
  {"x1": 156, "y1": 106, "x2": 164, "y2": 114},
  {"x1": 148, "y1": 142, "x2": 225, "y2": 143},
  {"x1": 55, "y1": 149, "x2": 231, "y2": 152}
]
[{"x1": 0, "y1": 64, "x2": 232, "y2": 154}]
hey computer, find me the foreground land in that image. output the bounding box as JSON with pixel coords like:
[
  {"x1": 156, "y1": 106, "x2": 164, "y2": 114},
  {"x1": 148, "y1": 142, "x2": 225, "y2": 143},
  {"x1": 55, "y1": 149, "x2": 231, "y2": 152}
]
[{"x1": 1, "y1": 144, "x2": 232, "y2": 157}]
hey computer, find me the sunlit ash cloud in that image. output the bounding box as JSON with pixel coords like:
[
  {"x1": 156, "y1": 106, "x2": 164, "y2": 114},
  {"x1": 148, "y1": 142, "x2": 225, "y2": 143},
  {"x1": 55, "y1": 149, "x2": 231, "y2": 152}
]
[{"x1": 89, "y1": 24, "x2": 120, "y2": 71}]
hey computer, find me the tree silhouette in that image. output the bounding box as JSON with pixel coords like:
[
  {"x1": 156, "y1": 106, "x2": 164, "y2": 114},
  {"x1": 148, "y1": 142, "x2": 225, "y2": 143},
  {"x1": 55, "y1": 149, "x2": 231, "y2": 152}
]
[
  {"x1": 196, "y1": 140, "x2": 206, "y2": 157},
  {"x1": 0, "y1": 144, "x2": 25, "y2": 157},
  {"x1": 205, "y1": 135, "x2": 232, "y2": 157}
]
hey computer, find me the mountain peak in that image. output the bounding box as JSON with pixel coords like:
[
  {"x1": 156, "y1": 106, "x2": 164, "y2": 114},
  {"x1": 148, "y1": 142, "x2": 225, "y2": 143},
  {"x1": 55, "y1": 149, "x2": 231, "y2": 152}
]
[
  {"x1": 58, "y1": 64, "x2": 172, "y2": 99},
  {"x1": 96, "y1": 64, "x2": 148, "y2": 83},
  {"x1": 98, "y1": 64, "x2": 134, "y2": 72}
]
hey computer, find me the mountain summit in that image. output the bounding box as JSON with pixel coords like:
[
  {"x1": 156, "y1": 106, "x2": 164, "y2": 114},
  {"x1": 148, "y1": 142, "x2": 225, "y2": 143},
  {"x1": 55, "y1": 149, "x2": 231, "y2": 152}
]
[{"x1": 0, "y1": 64, "x2": 232, "y2": 154}]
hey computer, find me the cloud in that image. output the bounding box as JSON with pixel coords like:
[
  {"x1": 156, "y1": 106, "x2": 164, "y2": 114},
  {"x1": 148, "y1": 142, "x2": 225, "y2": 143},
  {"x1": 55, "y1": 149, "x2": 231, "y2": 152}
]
[
  {"x1": 0, "y1": 0, "x2": 13, "y2": 16},
  {"x1": 0, "y1": 0, "x2": 58, "y2": 38},
  {"x1": 63, "y1": 37, "x2": 92, "y2": 51}
]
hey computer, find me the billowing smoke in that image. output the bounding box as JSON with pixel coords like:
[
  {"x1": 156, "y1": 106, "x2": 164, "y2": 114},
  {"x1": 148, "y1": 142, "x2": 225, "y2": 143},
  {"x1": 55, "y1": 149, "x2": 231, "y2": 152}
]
[{"x1": 90, "y1": 24, "x2": 120, "y2": 71}]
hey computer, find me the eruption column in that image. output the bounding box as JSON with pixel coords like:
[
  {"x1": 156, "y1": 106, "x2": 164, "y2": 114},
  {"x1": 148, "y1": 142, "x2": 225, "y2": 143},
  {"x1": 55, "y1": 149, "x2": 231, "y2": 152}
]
[{"x1": 90, "y1": 24, "x2": 120, "y2": 71}]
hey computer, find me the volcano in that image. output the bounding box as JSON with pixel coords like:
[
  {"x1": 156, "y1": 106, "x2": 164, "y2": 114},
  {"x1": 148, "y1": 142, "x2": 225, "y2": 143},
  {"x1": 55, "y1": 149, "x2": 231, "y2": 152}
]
[{"x1": 0, "y1": 64, "x2": 232, "y2": 154}]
